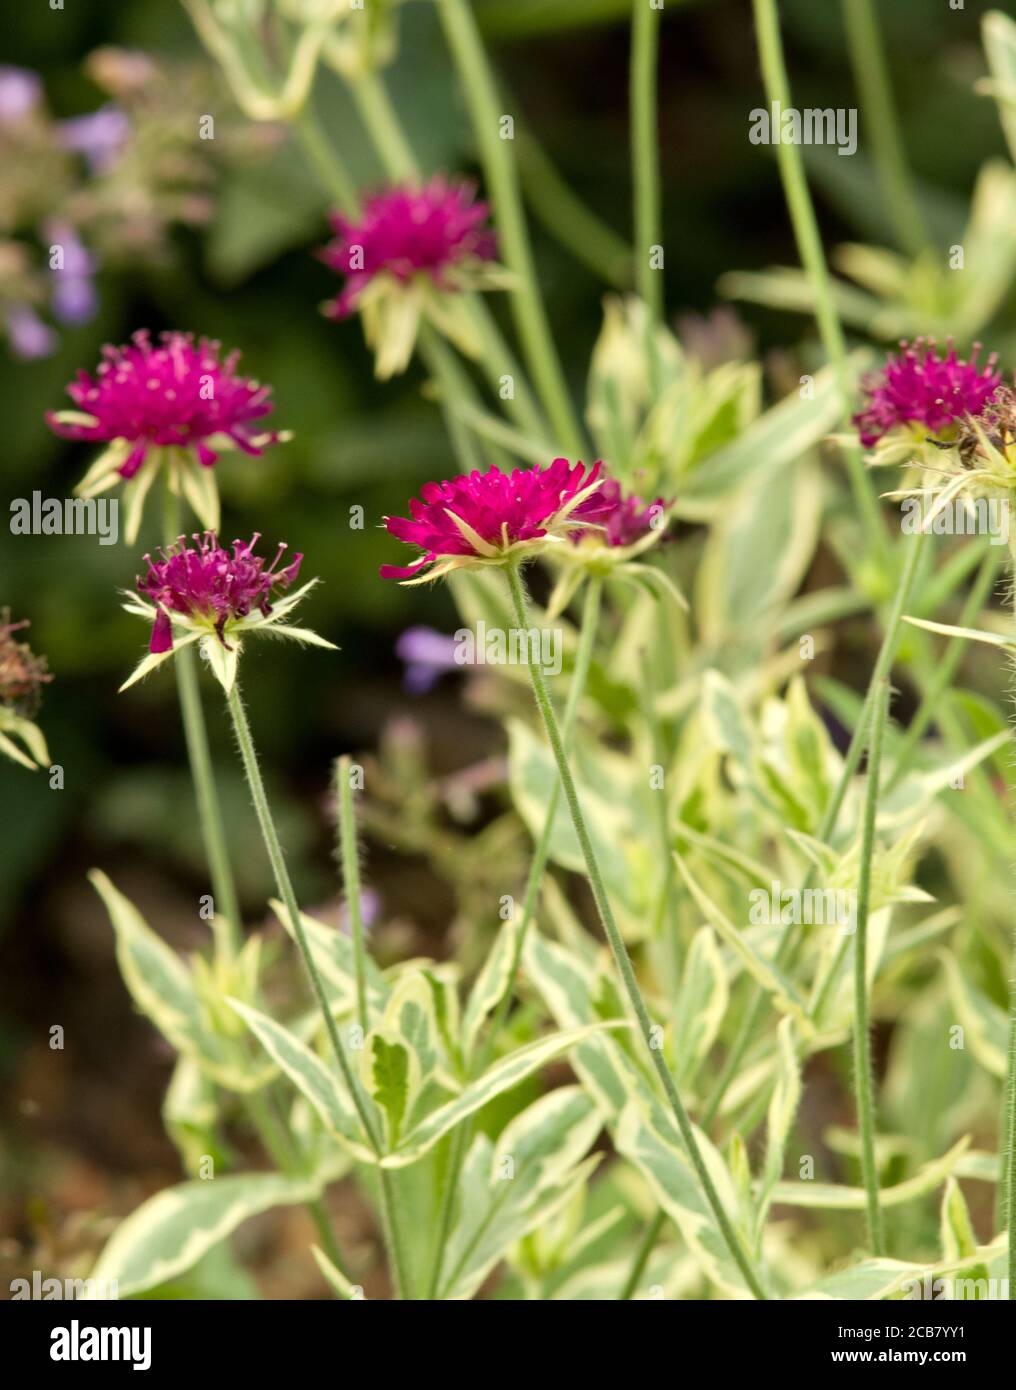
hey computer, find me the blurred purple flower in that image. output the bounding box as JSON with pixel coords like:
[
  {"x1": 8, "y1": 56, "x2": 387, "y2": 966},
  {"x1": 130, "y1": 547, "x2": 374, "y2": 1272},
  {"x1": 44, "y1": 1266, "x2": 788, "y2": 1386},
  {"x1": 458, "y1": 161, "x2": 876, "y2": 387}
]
[
  {"x1": 396, "y1": 625, "x2": 463, "y2": 694},
  {"x1": 58, "y1": 105, "x2": 130, "y2": 174},
  {"x1": 45, "y1": 220, "x2": 98, "y2": 326},
  {"x1": 0, "y1": 67, "x2": 42, "y2": 123},
  {"x1": 6, "y1": 306, "x2": 56, "y2": 360},
  {"x1": 338, "y1": 889, "x2": 380, "y2": 937}
]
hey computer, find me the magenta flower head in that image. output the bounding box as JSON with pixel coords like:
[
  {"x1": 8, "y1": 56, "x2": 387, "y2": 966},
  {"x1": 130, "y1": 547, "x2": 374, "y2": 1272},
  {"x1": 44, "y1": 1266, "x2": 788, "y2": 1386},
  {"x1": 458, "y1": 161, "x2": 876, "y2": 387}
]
[
  {"x1": 318, "y1": 177, "x2": 506, "y2": 378},
  {"x1": 0, "y1": 609, "x2": 51, "y2": 771},
  {"x1": 46, "y1": 330, "x2": 288, "y2": 543},
  {"x1": 854, "y1": 338, "x2": 1001, "y2": 460},
  {"x1": 380, "y1": 458, "x2": 611, "y2": 585},
  {"x1": 121, "y1": 531, "x2": 334, "y2": 694},
  {"x1": 546, "y1": 479, "x2": 681, "y2": 617}
]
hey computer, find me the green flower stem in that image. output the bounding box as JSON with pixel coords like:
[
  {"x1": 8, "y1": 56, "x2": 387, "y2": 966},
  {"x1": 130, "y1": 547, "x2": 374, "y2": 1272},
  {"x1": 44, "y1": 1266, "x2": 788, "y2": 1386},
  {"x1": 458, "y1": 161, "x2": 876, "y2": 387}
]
[
  {"x1": 162, "y1": 487, "x2": 243, "y2": 961},
  {"x1": 751, "y1": 0, "x2": 886, "y2": 560},
  {"x1": 702, "y1": 531, "x2": 926, "y2": 1127},
  {"x1": 437, "y1": 0, "x2": 586, "y2": 456},
  {"x1": 335, "y1": 755, "x2": 369, "y2": 1035},
  {"x1": 516, "y1": 127, "x2": 633, "y2": 289},
  {"x1": 293, "y1": 103, "x2": 359, "y2": 216},
  {"x1": 349, "y1": 70, "x2": 417, "y2": 180},
  {"x1": 1003, "y1": 551, "x2": 1016, "y2": 1296},
  {"x1": 630, "y1": 0, "x2": 663, "y2": 322},
  {"x1": 619, "y1": 1208, "x2": 666, "y2": 1300},
  {"x1": 244, "y1": 1088, "x2": 351, "y2": 1280},
  {"x1": 841, "y1": 0, "x2": 929, "y2": 259},
  {"x1": 348, "y1": 69, "x2": 550, "y2": 443},
  {"x1": 425, "y1": 574, "x2": 603, "y2": 1299},
  {"x1": 225, "y1": 679, "x2": 411, "y2": 1299},
  {"x1": 506, "y1": 563, "x2": 767, "y2": 1300},
  {"x1": 1003, "y1": 958, "x2": 1016, "y2": 1296},
  {"x1": 852, "y1": 678, "x2": 889, "y2": 1256},
  {"x1": 161, "y1": 487, "x2": 350, "y2": 1276}
]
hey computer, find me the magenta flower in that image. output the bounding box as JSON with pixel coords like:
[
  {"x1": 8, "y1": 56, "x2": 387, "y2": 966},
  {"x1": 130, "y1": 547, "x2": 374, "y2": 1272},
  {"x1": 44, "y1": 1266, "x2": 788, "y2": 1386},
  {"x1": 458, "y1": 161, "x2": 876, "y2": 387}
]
[
  {"x1": 320, "y1": 177, "x2": 496, "y2": 317},
  {"x1": 122, "y1": 531, "x2": 333, "y2": 694},
  {"x1": 138, "y1": 532, "x2": 302, "y2": 653},
  {"x1": 854, "y1": 339, "x2": 1002, "y2": 449},
  {"x1": 46, "y1": 331, "x2": 286, "y2": 541},
  {"x1": 318, "y1": 178, "x2": 504, "y2": 378},
  {"x1": 573, "y1": 478, "x2": 665, "y2": 549},
  {"x1": 547, "y1": 478, "x2": 678, "y2": 617},
  {"x1": 380, "y1": 458, "x2": 611, "y2": 584}
]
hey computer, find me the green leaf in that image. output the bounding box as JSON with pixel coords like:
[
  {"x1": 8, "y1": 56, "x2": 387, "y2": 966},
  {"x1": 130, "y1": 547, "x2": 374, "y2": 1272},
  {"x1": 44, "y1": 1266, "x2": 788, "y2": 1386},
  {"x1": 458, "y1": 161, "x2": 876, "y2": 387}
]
[
  {"x1": 383, "y1": 1023, "x2": 628, "y2": 1168},
  {"x1": 772, "y1": 1137, "x2": 970, "y2": 1210},
  {"x1": 89, "y1": 871, "x2": 235, "y2": 1086},
  {"x1": 939, "y1": 952, "x2": 1008, "y2": 1078},
  {"x1": 983, "y1": 10, "x2": 1016, "y2": 164},
  {"x1": 162, "y1": 1057, "x2": 222, "y2": 1178},
  {"x1": 679, "y1": 362, "x2": 848, "y2": 513},
  {"x1": 673, "y1": 927, "x2": 728, "y2": 1086},
  {"x1": 508, "y1": 718, "x2": 659, "y2": 927},
  {"x1": 757, "y1": 1018, "x2": 801, "y2": 1237},
  {"x1": 227, "y1": 999, "x2": 375, "y2": 1161},
  {"x1": 89, "y1": 1172, "x2": 323, "y2": 1298},
  {"x1": 366, "y1": 1033, "x2": 412, "y2": 1147},
  {"x1": 311, "y1": 1246, "x2": 362, "y2": 1301},
  {"x1": 614, "y1": 1098, "x2": 755, "y2": 1297},
  {"x1": 270, "y1": 900, "x2": 390, "y2": 1021},
  {"x1": 438, "y1": 1087, "x2": 603, "y2": 1300},
  {"x1": 694, "y1": 454, "x2": 823, "y2": 648},
  {"x1": 462, "y1": 922, "x2": 519, "y2": 1062},
  {"x1": 673, "y1": 854, "x2": 807, "y2": 1020}
]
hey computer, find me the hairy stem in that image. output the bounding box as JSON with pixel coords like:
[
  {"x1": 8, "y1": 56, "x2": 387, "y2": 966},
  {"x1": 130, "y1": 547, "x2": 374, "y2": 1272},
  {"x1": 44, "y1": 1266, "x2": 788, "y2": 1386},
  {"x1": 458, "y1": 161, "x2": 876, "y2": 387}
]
[
  {"x1": 426, "y1": 575, "x2": 603, "y2": 1299},
  {"x1": 841, "y1": 0, "x2": 929, "y2": 258},
  {"x1": 162, "y1": 487, "x2": 243, "y2": 960},
  {"x1": 507, "y1": 563, "x2": 766, "y2": 1300},
  {"x1": 630, "y1": 0, "x2": 663, "y2": 321},
  {"x1": 293, "y1": 103, "x2": 359, "y2": 216},
  {"x1": 437, "y1": 0, "x2": 586, "y2": 455},
  {"x1": 620, "y1": 1208, "x2": 666, "y2": 1300},
  {"x1": 225, "y1": 679, "x2": 410, "y2": 1298},
  {"x1": 852, "y1": 678, "x2": 889, "y2": 1256},
  {"x1": 751, "y1": 0, "x2": 886, "y2": 558},
  {"x1": 335, "y1": 755, "x2": 369, "y2": 1036},
  {"x1": 1004, "y1": 557, "x2": 1016, "y2": 1295}
]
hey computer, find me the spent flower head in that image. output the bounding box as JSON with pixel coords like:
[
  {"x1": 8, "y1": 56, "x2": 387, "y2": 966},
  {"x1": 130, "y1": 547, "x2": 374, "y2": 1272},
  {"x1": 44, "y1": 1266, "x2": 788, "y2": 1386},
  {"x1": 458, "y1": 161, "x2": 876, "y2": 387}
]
[
  {"x1": 318, "y1": 177, "x2": 508, "y2": 378},
  {"x1": 854, "y1": 338, "x2": 1001, "y2": 463},
  {"x1": 0, "y1": 609, "x2": 51, "y2": 770},
  {"x1": 122, "y1": 530, "x2": 334, "y2": 694},
  {"x1": 46, "y1": 330, "x2": 287, "y2": 542},
  {"x1": 380, "y1": 458, "x2": 611, "y2": 584}
]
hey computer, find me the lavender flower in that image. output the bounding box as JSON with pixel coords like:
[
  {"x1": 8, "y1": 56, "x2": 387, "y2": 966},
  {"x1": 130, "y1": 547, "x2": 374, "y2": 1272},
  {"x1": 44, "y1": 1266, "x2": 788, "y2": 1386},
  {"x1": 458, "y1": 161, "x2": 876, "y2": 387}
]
[
  {"x1": 396, "y1": 626, "x2": 463, "y2": 693},
  {"x1": 58, "y1": 105, "x2": 130, "y2": 174}
]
